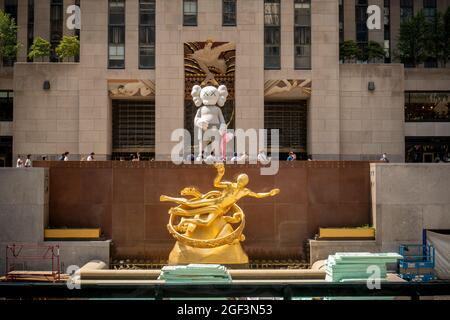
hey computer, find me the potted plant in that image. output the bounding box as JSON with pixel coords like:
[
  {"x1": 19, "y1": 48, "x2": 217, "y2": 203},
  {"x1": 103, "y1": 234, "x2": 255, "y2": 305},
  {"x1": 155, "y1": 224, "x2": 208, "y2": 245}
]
[
  {"x1": 55, "y1": 35, "x2": 80, "y2": 62},
  {"x1": 0, "y1": 10, "x2": 21, "y2": 72},
  {"x1": 28, "y1": 36, "x2": 51, "y2": 62}
]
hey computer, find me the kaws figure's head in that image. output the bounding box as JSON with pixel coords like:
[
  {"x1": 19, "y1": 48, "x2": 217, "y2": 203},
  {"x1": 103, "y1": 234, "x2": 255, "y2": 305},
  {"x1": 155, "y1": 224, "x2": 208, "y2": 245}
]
[{"x1": 191, "y1": 85, "x2": 228, "y2": 107}]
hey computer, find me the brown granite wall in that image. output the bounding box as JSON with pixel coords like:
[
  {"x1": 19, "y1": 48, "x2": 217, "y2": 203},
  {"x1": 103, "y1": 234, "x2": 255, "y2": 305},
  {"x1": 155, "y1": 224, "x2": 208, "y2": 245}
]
[{"x1": 34, "y1": 161, "x2": 372, "y2": 260}]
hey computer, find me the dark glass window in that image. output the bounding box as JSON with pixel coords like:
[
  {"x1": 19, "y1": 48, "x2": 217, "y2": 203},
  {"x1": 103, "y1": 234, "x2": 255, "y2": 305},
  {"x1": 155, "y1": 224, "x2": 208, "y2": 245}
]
[
  {"x1": 183, "y1": 0, "x2": 198, "y2": 26},
  {"x1": 27, "y1": 0, "x2": 35, "y2": 62},
  {"x1": 112, "y1": 100, "x2": 155, "y2": 154},
  {"x1": 423, "y1": 0, "x2": 437, "y2": 68},
  {"x1": 355, "y1": 0, "x2": 368, "y2": 52},
  {"x1": 265, "y1": 101, "x2": 307, "y2": 156},
  {"x1": 294, "y1": 0, "x2": 311, "y2": 69},
  {"x1": 0, "y1": 136, "x2": 13, "y2": 167},
  {"x1": 50, "y1": 0, "x2": 63, "y2": 62},
  {"x1": 339, "y1": 0, "x2": 344, "y2": 44},
  {"x1": 406, "y1": 137, "x2": 450, "y2": 163},
  {"x1": 74, "y1": 0, "x2": 80, "y2": 62},
  {"x1": 400, "y1": 0, "x2": 413, "y2": 22},
  {"x1": 223, "y1": 0, "x2": 236, "y2": 26},
  {"x1": 0, "y1": 91, "x2": 13, "y2": 122},
  {"x1": 384, "y1": 0, "x2": 390, "y2": 63},
  {"x1": 3, "y1": 0, "x2": 18, "y2": 67},
  {"x1": 108, "y1": 0, "x2": 125, "y2": 69},
  {"x1": 405, "y1": 92, "x2": 450, "y2": 122},
  {"x1": 139, "y1": 0, "x2": 155, "y2": 69},
  {"x1": 423, "y1": 0, "x2": 437, "y2": 21},
  {"x1": 264, "y1": 0, "x2": 281, "y2": 69}
]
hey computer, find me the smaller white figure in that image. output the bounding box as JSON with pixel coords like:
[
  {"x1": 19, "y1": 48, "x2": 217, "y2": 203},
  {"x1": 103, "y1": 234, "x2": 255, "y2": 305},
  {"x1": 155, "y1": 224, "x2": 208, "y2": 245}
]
[{"x1": 191, "y1": 85, "x2": 229, "y2": 161}]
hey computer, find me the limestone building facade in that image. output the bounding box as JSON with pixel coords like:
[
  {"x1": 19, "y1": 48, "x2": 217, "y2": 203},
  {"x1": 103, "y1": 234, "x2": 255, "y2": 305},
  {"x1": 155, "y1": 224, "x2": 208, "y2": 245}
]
[{"x1": 0, "y1": 0, "x2": 449, "y2": 165}]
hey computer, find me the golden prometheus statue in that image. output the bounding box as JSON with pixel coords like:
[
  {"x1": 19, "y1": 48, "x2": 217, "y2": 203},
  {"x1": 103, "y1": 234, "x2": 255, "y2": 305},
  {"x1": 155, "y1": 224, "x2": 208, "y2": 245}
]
[{"x1": 160, "y1": 163, "x2": 280, "y2": 265}]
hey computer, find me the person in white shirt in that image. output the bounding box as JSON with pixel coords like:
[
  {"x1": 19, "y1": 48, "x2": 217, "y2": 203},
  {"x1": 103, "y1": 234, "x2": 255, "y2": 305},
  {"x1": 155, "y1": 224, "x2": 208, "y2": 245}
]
[
  {"x1": 380, "y1": 153, "x2": 390, "y2": 163},
  {"x1": 59, "y1": 151, "x2": 69, "y2": 161},
  {"x1": 229, "y1": 152, "x2": 238, "y2": 163},
  {"x1": 87, "y1": 152, "x2": 95, "y2": 161},
  {"x1": 205, "y1": 151, "x2": 216, "y2": 164},
  {"x1": 257, "y1": 149, "x2": 270, "y2": 164},
  {"x1": 16, "y1": 155, "x2": 24, "y2": 168},
  {"x1": 24, "y1": 154, "x2": 32, "y2": 167},
  {"x1": 237, "y1": 152, "x2": 248, "y2": 163}
]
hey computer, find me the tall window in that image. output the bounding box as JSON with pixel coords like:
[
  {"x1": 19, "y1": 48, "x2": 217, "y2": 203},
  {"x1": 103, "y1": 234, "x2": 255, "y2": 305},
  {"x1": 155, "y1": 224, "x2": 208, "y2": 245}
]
[
  {"x1": 0, "y1": 91, "x2": 13, "y2": 122},
  {"x1": 139, "y1": 0, "x2": 155, "y2": 69},
  {"x1": 108, "y1": 0, "x2": 125, "y2": 69},
  {"x1": 223, "y1": 0, "x2": 236, "y2": 26},
  {"x1": 384, "y1": 0, "x2": 390, "y2": 63},
  {"x1": 294, "y1": 0, "x2": 311, "y2": 69},
  {"x1": 355, "y1": 0, "x2": 368, "y2": 54},
  {"x1": 264, "y1": 0, "x2": 281, "y2": 69},
  {"x1": 27, "y1": 0, "x2": 34, "y2": 62},
  {"x1": 50, "y1": 0, "x2": 63, "y2": 62},
  {"x1": 400, "y1": 0, "x2": 413, "y2": 22},
  {"x1": 3, "y1": 0, "x2": 18, "y2": 66},
  {"x1": 183, "y1": 0, "x2": 197, "y2": 26},
  {"x1": 423, "y1": 0, "x2": 437, "y2": 68},
  {"x1": 74, "y1": 0, "x2": 80, "y2": 62},
  {"x1": 423, "y1": 0, "x2": 436, "y2": 21},
  {"x1": 339, "y1": 0, "x2": 344, "y2": 44}
]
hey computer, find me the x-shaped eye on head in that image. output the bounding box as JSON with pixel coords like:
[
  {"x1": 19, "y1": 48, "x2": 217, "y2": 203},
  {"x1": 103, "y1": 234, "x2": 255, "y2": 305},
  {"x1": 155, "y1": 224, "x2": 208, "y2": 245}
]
[{"x1": 204, "y1": 90, "x2": 217, "y2": 97}]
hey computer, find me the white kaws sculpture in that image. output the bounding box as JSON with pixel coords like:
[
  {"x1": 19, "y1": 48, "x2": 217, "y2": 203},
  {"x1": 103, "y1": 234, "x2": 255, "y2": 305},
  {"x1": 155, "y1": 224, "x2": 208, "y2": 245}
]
[{"x1": 191, "y1": 85, "x2": 229, "y2": 161}]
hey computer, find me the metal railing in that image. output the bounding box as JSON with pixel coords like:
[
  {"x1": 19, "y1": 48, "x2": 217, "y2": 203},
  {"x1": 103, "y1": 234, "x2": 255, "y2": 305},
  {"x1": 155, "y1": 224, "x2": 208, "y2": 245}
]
[{"x1": 1, "y1": 281, "x2": 450, "y2": 300}]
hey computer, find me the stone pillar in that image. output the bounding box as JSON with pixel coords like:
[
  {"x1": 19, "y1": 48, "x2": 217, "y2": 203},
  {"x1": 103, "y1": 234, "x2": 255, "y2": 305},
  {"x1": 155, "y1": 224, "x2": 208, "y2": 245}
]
[
  {"x1": 125, "y1": 0, "x2": 139, "y2": 70},
  {"x1": 343, "y1": 0, "x2": 355, "y2": 41},
  {"x1": 34, "y1": 0, "x2": 50, "y2": 40},
  {"x1": 280, "y1": 0, "x2": 294, "y2": 71},
  {"x1": 234, "y1": 0, "x2": 264, "y2": 132},
  {"x1": 77, "y1": 0, "x2": 109, "y2": 159},
  {"x1": 16, "y1": 0, "x2": 28, "y2": 62},
  {"x1": 63, "y1": 0, "x2": 76, "y2": 36},
  {"x1": 389, "y1": 0, "x2": 400, "y2": 63},
  {"x1": 368, "y1": 0, "x2": 384, "y2": 45},
  {"x1": 154, "y1": 0, "x2": 184, "y2": 160},
  {"x1": 309, "y1": 0, "x2": 341, "y2": 159},
  {"x1": 413, "y1": 0, "x2": 422, "y2": 17}
]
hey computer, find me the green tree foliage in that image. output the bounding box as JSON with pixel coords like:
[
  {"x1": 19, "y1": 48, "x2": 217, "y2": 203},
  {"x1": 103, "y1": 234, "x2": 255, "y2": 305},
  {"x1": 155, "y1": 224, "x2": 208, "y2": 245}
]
[
  {"x1": 0, "y1": 10, "x2": 20, "y2": 69},
  {"x1": 397, "y1": 11, "x2": 428, "y2": 67},
  {"x1": 340, "y1": 40, "x2": 361, "y2": 63},
  {"x1": 424, "y1": 11, "x2": 445, "y2": 67},
  {"x1": 28, "y1": 37, "x2": 51, "y2": 61},
  {"x1": 361, "y1": 41, "x2": 386, "y2": 63},
  {"x1": 55, "y1": 35, "x2": 80, "y2": 62}
]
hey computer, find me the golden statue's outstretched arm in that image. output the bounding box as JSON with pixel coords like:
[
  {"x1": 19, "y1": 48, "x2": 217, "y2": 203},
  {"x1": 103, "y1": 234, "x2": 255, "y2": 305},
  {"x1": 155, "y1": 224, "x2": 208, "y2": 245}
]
[
  {"x1": 247, "y1": 188, "x2": 280, "y2": 199},
  {"x1": 213, "y1": 163, "x2": 231, "y2": 189}
]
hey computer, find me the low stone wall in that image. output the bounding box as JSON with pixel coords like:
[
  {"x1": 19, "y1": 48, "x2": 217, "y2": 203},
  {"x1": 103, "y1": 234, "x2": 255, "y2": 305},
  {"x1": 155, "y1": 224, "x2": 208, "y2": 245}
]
[
  {"x1": 309, "y1": 163, "x2": 450, "y2": 264},
  {"x1": 0, "y1": 168, "x2": 110, "y2": 275},
  {"x1": 371, "y1": 163, "x2": 450, "y2": 252},
  {"x1": 32, "y1": 161, "x2": 373, "y2": 260}
]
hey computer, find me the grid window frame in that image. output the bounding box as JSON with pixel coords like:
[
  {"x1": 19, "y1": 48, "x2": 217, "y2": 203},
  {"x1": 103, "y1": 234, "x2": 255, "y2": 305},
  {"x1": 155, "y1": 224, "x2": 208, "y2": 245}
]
[
  {"x1": 264, "y1": 0, "x2": 281, "y2": 70},
  {"x1": 108, "y1": 0, "x2": 126, "y2": 69},
  {"x1": 222, "y1": 0, "x2": 237, "y2": 26},
  {"x1": 294, "y1": 0, "x2": 311, "y2": 70},
  {"x1": 139, "y1": 0, "x2": 155, "y2": 69},
  {"x1": 183, "y1": 0, "x2": 198, "y2": 26},
  {"x1": 112, "y1": 100, "x2": 156, "y2": 153}
]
